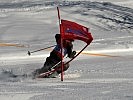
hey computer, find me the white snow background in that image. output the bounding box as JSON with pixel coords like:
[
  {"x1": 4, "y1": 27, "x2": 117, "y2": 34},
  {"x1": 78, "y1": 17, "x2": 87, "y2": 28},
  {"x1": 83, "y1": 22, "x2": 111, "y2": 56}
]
[{"x1": 0, "y1": 0, "x2": 133, "y2": 100}]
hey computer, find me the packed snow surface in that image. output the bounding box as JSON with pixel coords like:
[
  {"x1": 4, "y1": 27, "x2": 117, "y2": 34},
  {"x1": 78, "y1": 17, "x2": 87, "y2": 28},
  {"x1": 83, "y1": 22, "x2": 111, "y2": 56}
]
[{"x1": 0, "y1": 0, "x2": 133, "y2": 100}]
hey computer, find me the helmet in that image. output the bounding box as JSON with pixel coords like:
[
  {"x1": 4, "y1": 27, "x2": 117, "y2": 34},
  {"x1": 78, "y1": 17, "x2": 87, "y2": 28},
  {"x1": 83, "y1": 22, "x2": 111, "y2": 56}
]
[
  {"x1": 55, "y1": 34, "x2": 61, "y2": 44},
  {"x1": 55, "y1": 34, "x2": 61, "y2": 40}
]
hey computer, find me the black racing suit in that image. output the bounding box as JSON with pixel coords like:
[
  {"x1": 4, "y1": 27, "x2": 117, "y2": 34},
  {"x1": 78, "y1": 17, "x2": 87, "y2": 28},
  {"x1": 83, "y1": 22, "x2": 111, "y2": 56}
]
[{"x1": 34, "y1": 40, "x2": 75, "y2": 77}]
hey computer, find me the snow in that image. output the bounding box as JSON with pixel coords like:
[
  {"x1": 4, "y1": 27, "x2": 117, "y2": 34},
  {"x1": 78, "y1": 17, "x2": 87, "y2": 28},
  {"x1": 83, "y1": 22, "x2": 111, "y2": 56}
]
[{"x1": 0, "y1": 0, "x2": 133, "y2": 100}]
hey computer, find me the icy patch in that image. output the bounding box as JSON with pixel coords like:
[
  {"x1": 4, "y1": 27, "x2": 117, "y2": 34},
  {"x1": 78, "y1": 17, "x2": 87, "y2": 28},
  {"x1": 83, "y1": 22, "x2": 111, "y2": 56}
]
[
  {"x1": 66, "y1": 78, "x2": 133, "y2": 83},
  {"x1": 83, "y1": 48, "x2": 133, "y2": 53},
  {"x1": 60, "y1": 73, "x2": 81, "y2": 79},
  {"x1": 115, "y1": 0, "x2": 133, "y2": 8},
  {"x1": 0, "y1": 54, "x2": 49, "y2": 61}
]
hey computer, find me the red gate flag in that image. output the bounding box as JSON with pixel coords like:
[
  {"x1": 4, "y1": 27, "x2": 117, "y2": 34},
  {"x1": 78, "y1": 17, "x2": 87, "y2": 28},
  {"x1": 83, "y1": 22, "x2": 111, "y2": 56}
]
[{"x1": 61, "y1": 19, "x2": 93, "y2": 44}]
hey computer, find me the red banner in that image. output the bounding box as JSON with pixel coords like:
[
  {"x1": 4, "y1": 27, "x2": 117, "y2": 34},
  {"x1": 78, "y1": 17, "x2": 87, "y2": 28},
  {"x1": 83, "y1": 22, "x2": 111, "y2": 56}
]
[{"x1": 61, "y1": 19, "x2": 93, "y2": 44}]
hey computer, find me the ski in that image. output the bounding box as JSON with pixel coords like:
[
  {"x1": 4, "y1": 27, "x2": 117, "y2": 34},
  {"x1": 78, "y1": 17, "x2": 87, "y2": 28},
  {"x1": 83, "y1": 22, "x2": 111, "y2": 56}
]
[
  {"x1": 37, "y1": 68, "x2": 58, "y2": 78},
  {"x1": 36, "y1": 61, "x2": 61, "y2": 78}
]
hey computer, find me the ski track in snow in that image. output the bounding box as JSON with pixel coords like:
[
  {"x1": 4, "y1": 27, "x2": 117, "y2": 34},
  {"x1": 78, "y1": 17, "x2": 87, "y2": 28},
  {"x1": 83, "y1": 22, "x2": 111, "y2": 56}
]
[{"x1": 0, "y1": 1, "x2": 133, "y2": 31}]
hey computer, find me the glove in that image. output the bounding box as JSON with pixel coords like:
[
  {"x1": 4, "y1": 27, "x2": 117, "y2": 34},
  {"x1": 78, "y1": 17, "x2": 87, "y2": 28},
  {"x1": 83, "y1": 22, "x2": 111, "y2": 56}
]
[{"x1": 69, "y1": 51, "x2": 76, "y2": 58}]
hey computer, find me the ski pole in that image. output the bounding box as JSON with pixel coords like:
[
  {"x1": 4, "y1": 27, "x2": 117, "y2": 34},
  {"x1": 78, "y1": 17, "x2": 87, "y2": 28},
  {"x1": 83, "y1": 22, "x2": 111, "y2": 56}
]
[{"x1": 28, "y1": 45, "x2": 56, "y2": 56}]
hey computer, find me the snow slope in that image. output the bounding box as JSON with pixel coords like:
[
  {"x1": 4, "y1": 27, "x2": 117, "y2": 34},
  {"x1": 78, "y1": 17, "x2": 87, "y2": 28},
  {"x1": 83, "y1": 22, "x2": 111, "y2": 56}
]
[{"x1": 0, "y1": 0, "x2": 133, "y2": 100}]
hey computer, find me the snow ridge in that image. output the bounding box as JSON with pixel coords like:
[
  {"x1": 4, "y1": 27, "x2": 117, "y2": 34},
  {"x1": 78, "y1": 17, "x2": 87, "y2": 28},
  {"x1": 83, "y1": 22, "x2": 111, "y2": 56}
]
[{"x1": 0, "y1": 1, "x2": 132, "y2": 31}]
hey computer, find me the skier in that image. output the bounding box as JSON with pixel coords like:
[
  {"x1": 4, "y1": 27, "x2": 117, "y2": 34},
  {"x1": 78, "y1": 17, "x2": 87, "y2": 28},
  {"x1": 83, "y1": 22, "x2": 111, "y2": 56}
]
[{"x1": 33, "y1": 34, "x2": 76, "y2": 78}]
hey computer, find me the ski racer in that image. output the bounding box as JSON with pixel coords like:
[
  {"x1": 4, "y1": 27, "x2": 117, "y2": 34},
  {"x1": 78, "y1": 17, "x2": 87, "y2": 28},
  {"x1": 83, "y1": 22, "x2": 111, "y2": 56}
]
[{"x1": 33, "y1": 34, "x2": 76, "y2": 78}]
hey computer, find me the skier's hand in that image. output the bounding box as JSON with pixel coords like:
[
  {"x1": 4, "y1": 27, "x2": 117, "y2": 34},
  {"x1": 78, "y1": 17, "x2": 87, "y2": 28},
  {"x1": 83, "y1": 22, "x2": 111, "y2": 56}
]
[{"x1": 69, "y1": 51, "x2": 76, "y2": 58}]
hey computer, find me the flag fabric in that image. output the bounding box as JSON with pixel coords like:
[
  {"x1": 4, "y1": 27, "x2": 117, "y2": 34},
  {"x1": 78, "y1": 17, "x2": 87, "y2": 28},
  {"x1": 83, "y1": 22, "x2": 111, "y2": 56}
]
[{"x1": 61, "y1": 19, "x2": 93, "y2": 44}]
